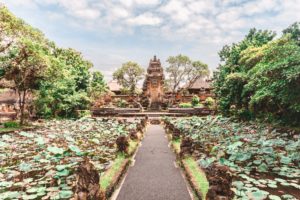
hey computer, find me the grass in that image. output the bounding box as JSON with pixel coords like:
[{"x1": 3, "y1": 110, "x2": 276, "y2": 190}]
[
  {"x1": 100, "y1": 138, "x2": 140, "y2": 191},
  {"x1": 183, "y1": 157, "x2": 209, "y2": 199},
  {"x1": 171, "y1": 138, "x2": 181, "y2": 154},
  {"x1": 128, "y1": 139, "x2": 139, "y2": 155},
  {"x1": 100, "y1": 152, "x2": 127, "y2": 190},
  {"x1": 0, "y1": 127, "x2": 21, "y2": 133}
]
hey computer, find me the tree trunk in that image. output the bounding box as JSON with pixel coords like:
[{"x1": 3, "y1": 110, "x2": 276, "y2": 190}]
[
  {"x1": 21, "y1": 90, "x2": 26, "y2": 125},
  {"x1": 18, "y1": 90, "x2": 26, "y2": 125}
]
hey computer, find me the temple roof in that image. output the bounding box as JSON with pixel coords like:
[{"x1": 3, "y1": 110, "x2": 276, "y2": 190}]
[
  {"x1": 183, "y1": 77, "x2": 212, "y2": 89},
  {"x1": 107, "y1": 80, "x2": 122, "y2": 92}
]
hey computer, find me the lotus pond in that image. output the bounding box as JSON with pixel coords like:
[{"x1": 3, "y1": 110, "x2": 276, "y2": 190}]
[
  {"x1": 0, "y1": 117, "x2": 143, "y2": 200},
  {"x1": 164, "y1": 116, "x2": 300, "y2": 200}
]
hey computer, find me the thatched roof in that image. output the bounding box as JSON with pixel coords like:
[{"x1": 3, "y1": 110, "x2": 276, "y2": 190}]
[
  {"x1": 183, "y1": 78, "x2": 212, "y2": 90},
  {"x1": 108, "y1": 80, "x2": 122, "y2": 92}
]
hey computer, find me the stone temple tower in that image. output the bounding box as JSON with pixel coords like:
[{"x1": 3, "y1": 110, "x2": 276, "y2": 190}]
[{"x1": 142, "y1": 55, "x2": 165, "y2": 110}]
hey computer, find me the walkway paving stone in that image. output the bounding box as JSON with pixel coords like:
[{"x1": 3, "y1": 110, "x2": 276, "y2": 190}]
[{"x1": 116, "y1": 125, "x2": 191, "y2": 200}]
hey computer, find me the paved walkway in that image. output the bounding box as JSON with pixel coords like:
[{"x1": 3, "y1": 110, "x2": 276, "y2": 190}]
[{"x1": 116, "y1": 125, "x2": 191, "y2": 200}]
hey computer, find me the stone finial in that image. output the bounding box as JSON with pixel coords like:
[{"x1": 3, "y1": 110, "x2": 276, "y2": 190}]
[{"x1": 154, "y1": 55, "x2": 157, "y2": 61}]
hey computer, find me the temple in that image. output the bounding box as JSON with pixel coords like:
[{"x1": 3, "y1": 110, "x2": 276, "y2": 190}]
[{"x1": 142, "y1": 56, "x2": 165, "y2": 110}]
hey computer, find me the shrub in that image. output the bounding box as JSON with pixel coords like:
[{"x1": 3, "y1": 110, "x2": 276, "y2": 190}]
[
  {"x1": 194, "y1": 103, "x2": 204, "y2": 108},
  {"x1": 205, "y1": 97, "x2": 215, "y2": 108},
  {"x1": 4, "y1": 121, "x2": 19, "y2": 128},
  {"x1": 76, "y1": 110, "x2": 91, "y2": 118},
  {"x1": 117, "y1": 99, "x2": 128, "y2": 108},
  {"x1": 191, "y1": 95, "x2": 200, "y2": 107},
  {"x1": 179, "y1": 103, "x2": 192, "y2": 108}
]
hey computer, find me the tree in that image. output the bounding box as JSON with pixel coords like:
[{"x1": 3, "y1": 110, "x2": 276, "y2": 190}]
[
  {"x1": 283, "y1": 22, "x2": 300, "y2": 45},
  {"x1": 165, "y1": 54, "x2": 191, "y2": 93},
  {"x1": 186, "y1": 61, "x2": 209, "y2": 88},
  {"x1": 89, "y1": 71, "x2": 107, "y2": 99},
  {"x1": 214, "y1": 24, "x2": 300, "y2": 125},
  {"x1": 35, "y1": 47, "x2": 93, "y2": 118},
  {"x1": 0, "y1": 6, "x2": 45, "y2": 53},
  {"x1": 166, "y1": 54, "x2": 209, "y2": 93},
  {"x1": 1, "y1": 38, "x2": 48, "y2": 124},
  {"x1": 113, "y1": 61, "x2": 144, "y2": 95},
  {"x1": 214, "y1": 28, "x2": 276, "y2": 115}
]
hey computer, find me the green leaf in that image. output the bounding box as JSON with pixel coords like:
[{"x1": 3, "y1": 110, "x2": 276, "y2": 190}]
[
  {"x1": 257, "y1": 163, "x2": 268, "y2": 172},
  {"x1": 19, "y1": 162, "x2": 32, "y2": 172},
  {"x1": 59, "y1": 190, "x2": 73, "y2": 199},
  {"x1": 47, "y1": 146, "x2": 64, "y2": 155}
]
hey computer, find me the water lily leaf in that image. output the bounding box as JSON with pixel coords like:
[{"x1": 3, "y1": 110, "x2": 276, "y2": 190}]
[
  {"x1": 2, "y1": 191, "x2": 22, "y2": 199},
  {"x1": 19, "y1": 131, "x2": 34, "y2": 138},
  {"x1": 257, "y1": 163, "x2": 268, "y2": 172},
  {"x1": 247, "y1": 190, "x2": 268, "y2": 200},
  {"x1": 0, "y1": 141, "x2": 8, "y2": 147},
  {"x1": 19, "y1": 162, "x2": 32, "y2": 172},
  {"x1": 269, "y1": 195, "x2": 281, "y2": 200},
  {"x1": 22, "y1": 194, "x2": 38, "y2": 200},
  {"x1": 59, "y1": 190, "x2": 73, "y2": 199},
  {"x1": 280, "y1": 156, "x2": 292, "y2": 165},
  {"x1": 35, "y1": 137, "x2": 45, "y2": 145},
  {"x1": 47, "y1": 146, "x2": 64, "y2": 155},
  {"x1": 55, "y1": 169, "x2": 69, "y2": 177},
  {"x1": 0, "y1": 181, "x2": 13, "y2": 187},
  {"x1": 69, "y1": 145, "x2": 82, "y2": 155},
  {"x1": 56, "y1": 165, "x2": 67, "y2": 171}
]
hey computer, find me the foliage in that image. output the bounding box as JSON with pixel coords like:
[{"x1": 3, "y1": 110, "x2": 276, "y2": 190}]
[
  {"x1": 35, "y1": 47, "x2": 94, "y2": 118},
  {"x1": 283, "y1": 22, "x2": 300, "y2": 45},
  {"x1": 214, "y1": 25, "x2": 300, "y2": 125},
  {"x1": 204, "y1": 97, "x2": 214, "y2": 108},
  {"x1": 1, "y1": 38, "x2": 48, "y2": 124},
  {"x1": 3, "y1": 121, "x2": 19, "y2": 128},
  {"x1": 165, "y1": 116, "x2": 300, "y2": 199},
  {"x1": 191, "y1": 95, "x2": 200, "y2": 107},
  {"x1": 89, "y1": 71, "x2": 107, "y2": 99},
  {"x1": 0, "y1": 6, "x2": 106, "y2": 120},
  {"x1": 113, "y1": 61, "x2": 144, "y2": 95},
  {"x1": 166, "y1": 54, "x2": 209, "y2": 93},
  {"x1": 179, "y1": 102, "x2": 192, "y2": 108},
  {"x1": 116, "y1": 98, "x2": 128, "y2": 108},
  {"x1": 0, "y1": 117, "x2": 144, "y2": 199}
]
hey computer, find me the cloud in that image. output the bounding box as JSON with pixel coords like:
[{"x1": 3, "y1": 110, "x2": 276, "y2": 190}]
[
  {"x1": 2, "y1": 0, "x2": 300, "y2": 74},
  {"x1": 126, "y1": 13, "x2": 162, "y2": 26}
]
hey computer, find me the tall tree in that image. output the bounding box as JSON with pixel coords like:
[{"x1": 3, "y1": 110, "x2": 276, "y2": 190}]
[
  {"x1": 283, "y1": 22, "x2": 300, "y2": 45},
  {"x1": 186, "y1": 60, "x2": 209, "y2": 88},
  {"x1": 89, "y1": 71, "x2": 107, "y2": 99},
  {"x1": 165, "y1": 54, "x2": 209, "y2": 93},
  {"x1": 1, "y1": 38, "x2": 48, "y2": 124},
  {"x1": 166, "y1": 54, "x2": 191, "y2": 93},
  {"x1": 113, "y1": 61, "x2": 144, "y2": 95}
]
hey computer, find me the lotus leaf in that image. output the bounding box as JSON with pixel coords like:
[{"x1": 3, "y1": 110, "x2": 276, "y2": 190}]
[
  {"x1": 59, "y1": 190, "x2": 73, "y2": 199},
  {"x1": 269, "y1": 195, "x2": 281, "y2": 200},
  {"x1": 47, "y1": 146, "x2": 64, "y2": 155},
  {"x1": 19, "y1": 162, "x2": 32, "y2": 172}
]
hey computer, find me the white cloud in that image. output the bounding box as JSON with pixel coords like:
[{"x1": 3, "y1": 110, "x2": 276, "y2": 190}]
[
  {"x1": 3, "y1": 0, "x2": 300, "y2": 73},
  {"x1": 126, "y1": 13, "x2": 162, "y2": 26}
]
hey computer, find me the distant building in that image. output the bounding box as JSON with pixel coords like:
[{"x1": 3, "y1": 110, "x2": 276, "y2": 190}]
[
  {"x1": 107, "y1": 80, "x2": 122, "y2": 95},
  {"x1": 0, "y1": 89, "x2": 18, "y2": 121},
  {"x1": 183, "y1": 77, "x2": 213, "y2": 95}
]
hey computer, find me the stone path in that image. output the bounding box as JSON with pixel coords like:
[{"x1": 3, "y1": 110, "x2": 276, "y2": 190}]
[{"x1": 116, "y1": 125, "x2": 191, "y2": 200}]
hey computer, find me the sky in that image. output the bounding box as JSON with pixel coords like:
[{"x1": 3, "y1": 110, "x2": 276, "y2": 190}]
[{"x1": 1, "y1": 0, "x2": 300, "y2": 80}]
